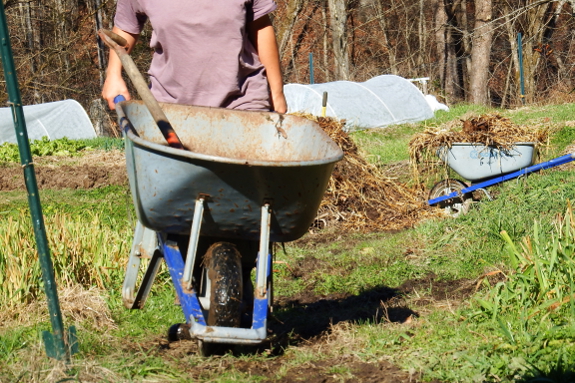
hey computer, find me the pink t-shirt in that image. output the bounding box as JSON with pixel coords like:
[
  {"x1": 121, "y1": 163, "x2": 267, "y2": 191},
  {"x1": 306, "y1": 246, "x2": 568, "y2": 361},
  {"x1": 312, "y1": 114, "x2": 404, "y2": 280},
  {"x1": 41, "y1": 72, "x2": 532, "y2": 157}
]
[{"x1": 114, "y1": 0, "x2": 277, "y2": 111}]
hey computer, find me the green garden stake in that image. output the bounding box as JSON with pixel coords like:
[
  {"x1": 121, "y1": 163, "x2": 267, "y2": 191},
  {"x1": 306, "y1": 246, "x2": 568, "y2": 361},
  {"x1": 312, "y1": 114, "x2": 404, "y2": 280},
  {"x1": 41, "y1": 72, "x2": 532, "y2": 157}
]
[
  {"x1": 518, "y1": 32, "x2": 526, "y2": 105},
  {"x1": 0, "y1": 1, "x2": 77, "y2": 361}
]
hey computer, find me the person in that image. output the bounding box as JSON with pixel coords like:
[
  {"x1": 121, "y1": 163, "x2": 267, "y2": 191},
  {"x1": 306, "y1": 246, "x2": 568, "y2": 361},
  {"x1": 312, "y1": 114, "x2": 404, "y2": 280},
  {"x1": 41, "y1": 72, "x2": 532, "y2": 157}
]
[{"x1": 101, "y1": 0, "x2": 287, "y2": 114}]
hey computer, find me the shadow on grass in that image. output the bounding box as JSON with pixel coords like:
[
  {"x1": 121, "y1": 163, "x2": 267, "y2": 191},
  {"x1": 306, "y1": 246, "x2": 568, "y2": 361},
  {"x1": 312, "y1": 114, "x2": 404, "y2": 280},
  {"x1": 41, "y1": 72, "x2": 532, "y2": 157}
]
[
  {"x1": 265, "y1": 285, "x2": 416, "y2": 351},
  {"x1": 519, "y1": 363, "x2": 575, "y2": 383}
]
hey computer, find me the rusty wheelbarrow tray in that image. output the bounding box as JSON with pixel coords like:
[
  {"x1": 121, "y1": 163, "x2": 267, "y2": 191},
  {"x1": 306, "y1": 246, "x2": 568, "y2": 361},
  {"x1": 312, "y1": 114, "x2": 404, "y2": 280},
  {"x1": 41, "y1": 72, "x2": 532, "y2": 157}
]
[{"x1": 116, "y1": 101, "x2": 343, "y2": 353}]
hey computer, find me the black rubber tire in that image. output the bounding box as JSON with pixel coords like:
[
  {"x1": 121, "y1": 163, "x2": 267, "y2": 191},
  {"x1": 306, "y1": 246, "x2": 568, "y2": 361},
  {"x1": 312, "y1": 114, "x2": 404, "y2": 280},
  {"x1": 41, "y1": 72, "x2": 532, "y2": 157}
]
[
  {"x1": 429, "y1": 179, "x2": 472, "y2": 217},
  {"x1": 199, "y1": 241, "x2": 243, "y2": 356},
  {"x1": 167, "y1": 323, "x2": 191, "y2": 342}
]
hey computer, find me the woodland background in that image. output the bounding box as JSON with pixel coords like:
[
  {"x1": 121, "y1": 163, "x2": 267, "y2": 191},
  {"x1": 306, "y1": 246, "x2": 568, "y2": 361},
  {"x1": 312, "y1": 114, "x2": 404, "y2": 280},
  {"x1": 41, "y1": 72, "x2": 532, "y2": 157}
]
[{"x1": 2, "y1": 0, "x2": 575, "y2": 133}]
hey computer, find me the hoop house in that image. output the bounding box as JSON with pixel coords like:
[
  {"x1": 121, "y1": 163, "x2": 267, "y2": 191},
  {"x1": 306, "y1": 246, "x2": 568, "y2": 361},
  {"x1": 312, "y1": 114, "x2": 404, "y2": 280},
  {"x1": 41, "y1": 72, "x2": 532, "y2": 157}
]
[
  {"x1": 284, "y1": 75, "x2": 435, "y2": 131},
  {"x1": 0, "y1": 99, "x2": 95, "y2": 144}
]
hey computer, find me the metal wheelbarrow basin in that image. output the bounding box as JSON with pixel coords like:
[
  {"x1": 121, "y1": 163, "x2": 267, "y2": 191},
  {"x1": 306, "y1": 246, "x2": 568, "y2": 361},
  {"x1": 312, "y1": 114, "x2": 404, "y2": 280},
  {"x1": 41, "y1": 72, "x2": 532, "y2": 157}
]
[
  {"x1": 438, "y1": 142, "x2": 536, "y2": 182},
  {"x1": 117, "y1": 101, "x2": 344, "y2": 242}
]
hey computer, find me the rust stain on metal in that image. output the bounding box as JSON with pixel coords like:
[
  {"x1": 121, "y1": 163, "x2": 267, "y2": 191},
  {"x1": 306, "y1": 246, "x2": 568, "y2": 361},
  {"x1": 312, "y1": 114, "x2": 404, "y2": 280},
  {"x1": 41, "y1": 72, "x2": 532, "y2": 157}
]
[
  {"x1": 255, "y1": 287, "x2": 267, "y2": 299},
  {"x1": 275, "y1": 114, "x2": 288, "y2": 139},
  {"x1": 181, "y1": 282, "x2": 194, "y2": 295}
]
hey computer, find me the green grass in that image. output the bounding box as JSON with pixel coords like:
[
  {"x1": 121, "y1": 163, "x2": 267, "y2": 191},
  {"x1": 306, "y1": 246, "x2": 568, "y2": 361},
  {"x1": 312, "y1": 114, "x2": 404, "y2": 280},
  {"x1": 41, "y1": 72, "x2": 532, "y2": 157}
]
[
  {"x1": 0, "y1": 185, "x2": 133, "y2": 223},
  {"x1": 78, "y1": 137, "x2": 126, "y2": 151},
  {"x1": 507, "y1": 103, "x2": 575, "y2": 125}
]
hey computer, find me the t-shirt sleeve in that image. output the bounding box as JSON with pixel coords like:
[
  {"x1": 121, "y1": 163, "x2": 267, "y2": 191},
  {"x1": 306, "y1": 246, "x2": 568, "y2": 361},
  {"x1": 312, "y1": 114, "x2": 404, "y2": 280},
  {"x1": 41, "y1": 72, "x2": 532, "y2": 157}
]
[
  {"x1": 251, "y1": 0, "x2": 277, "y2": 21},
  {"x1": 114, "y1": 0, "x2": 148, "y2": 34}
]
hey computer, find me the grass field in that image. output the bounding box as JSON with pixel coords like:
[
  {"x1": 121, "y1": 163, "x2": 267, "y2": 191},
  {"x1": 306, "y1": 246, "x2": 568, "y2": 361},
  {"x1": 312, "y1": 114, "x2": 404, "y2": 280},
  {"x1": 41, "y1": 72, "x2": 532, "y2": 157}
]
[{"x1": 2, "y1": 103, "x2": 575, "y2": 382}]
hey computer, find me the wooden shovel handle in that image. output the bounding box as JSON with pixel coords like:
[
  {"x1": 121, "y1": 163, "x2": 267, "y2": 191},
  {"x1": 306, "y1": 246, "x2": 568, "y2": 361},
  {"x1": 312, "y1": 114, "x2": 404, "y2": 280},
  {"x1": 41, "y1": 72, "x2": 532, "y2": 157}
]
[{"x1": 98, "y1": 29, "x2": 185, "y2": 150}]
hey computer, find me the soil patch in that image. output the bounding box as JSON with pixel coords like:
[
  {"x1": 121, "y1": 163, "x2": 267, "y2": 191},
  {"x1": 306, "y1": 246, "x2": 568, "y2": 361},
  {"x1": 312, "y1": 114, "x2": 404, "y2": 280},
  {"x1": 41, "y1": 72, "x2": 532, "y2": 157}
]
[
  {"x1": 126, "y1": 334, "x2": 434, "y2": 383},
  {"x1": 234, "y1": 356, "x2": 428, "y2": 383},
  {"x1": 0, "y1": 150, "x2": 127, "y2": 191},
  {"x1": 399, "y1": 274, "x2": 477, "y2": 303}
]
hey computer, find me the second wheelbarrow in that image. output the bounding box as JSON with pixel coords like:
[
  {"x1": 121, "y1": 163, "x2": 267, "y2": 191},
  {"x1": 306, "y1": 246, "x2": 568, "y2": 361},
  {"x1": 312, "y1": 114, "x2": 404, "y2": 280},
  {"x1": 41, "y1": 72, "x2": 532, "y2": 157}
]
[{"x1": 428, "y1": 142, "x2": 575, "y2": 216}]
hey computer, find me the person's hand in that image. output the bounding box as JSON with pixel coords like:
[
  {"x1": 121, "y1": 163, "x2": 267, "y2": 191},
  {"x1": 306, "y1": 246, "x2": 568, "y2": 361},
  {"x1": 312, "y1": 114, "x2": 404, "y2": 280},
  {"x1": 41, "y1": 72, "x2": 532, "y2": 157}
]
[
  {"x1": 271, "y1": 90, "x2": 287, "y2": 114},
  {"x1": 102, "y1": 74, "x2": 131, "y2": 110}
]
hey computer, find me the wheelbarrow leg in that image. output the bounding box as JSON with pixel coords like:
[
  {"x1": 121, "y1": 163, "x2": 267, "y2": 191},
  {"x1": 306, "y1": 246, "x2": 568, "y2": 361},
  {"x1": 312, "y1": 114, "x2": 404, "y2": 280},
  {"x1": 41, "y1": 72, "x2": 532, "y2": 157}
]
[
  {"x1": 182, "y1": 198, "x2": 205, "y2": 290},
  {"x1": 122, "y1": 221, "x2": 162, "y2": 309},
  {"x1": 255, "y1": 204, "x2": 272, "y2": 301}
]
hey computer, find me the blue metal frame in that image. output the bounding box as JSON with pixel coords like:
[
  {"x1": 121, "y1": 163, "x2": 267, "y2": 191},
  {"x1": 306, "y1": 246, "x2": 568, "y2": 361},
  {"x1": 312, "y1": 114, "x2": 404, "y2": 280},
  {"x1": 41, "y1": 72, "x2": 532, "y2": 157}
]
[
  {"x1": 428, "y1": 153, "x2": 575, "y2": 206},
  {"x1": 162, "y1": 239, "x2": 207, "y2": 326},
  {"x1": 161, "y1": 235, "x2": 271, "y2": 344}
]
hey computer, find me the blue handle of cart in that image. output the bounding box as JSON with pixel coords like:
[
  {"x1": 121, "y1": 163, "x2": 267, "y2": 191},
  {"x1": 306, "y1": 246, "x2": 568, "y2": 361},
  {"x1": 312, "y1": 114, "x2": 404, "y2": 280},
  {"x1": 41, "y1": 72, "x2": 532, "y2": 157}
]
[
  {"x1": 114, "y1": 95, "x2": 130, "y2": 134},
  {"x1": 114, "y1": 95, "x2": 126, "y2": 104},
  {"x1": 428, "y1": 153, "x2": 575, "y2": 206}
]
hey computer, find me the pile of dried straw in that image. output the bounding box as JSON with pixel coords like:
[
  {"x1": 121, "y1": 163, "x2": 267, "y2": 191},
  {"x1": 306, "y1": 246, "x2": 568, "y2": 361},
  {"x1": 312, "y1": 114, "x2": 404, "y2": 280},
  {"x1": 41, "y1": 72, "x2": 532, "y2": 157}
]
[
  {"x1": 312, "y1": 116, "x2": 437, "y2": 232},
  {"x1": 409, "y1": 113, "x2": 549, "y2": 178}
]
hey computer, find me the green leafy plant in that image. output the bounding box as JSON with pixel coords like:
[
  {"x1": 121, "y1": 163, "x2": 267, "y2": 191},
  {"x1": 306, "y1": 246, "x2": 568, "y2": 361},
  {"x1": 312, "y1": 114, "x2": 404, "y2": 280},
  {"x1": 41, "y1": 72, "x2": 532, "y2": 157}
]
[
  {"x1": 0, "y1": 136, "x2": 90, "y2": 163},
  {"x1": 474, "y1": 201, "x2": 575, "y2": 322}
]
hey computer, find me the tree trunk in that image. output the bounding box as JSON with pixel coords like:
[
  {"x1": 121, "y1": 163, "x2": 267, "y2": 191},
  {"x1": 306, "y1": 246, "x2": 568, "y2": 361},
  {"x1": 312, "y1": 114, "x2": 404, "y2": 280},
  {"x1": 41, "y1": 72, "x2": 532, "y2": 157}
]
[
  {"x1": 434, "y1": 0, "x2": 448, "y2": 93},
  {"x1": 328, "y1": 0, "x2": 350, "y2": 80},
  {"x1": 418, "y1": 0, "x2": 426, "y2": 69},
  {"x1": 322, "y1": 2, "x2": 330, "y2": 82},
  {"x1": 278, "y1": 0, "x2": 304, "y2": 59},
  {"x1": 469, "y1": 0, "x2": 493, "y2": 104},
  {"x1": 444, "y1": 1, "x2": 464, "y2": 101},
  {"x1": 93, "y1": 0, "x2": 108, "y2": 87},
  {"x1": 372, "y1": 0, "x2": 397, "y2": 74},
  {"x1": 457, "y1": 0, "x2": 472, "y2": 95}
]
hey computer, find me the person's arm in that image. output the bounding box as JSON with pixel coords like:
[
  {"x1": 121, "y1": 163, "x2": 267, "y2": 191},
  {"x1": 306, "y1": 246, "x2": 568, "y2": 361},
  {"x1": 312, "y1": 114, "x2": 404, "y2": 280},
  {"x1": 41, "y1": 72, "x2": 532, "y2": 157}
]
[
  {"x1": 247, "y1": 15, "x2": 287, "y2": 114},
  {"x1": 101, "y1": 26, "x2": 140, "y2": 110}
]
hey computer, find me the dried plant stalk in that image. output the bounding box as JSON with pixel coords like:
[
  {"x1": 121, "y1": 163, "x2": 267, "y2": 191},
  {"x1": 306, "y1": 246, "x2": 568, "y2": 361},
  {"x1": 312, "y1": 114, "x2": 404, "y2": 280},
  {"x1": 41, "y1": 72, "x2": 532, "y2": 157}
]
[
  {"x1": 408, "y1": 113, "x2": 550, "y2": 180},
  {"x1": 303, "y1": 115, "x2": 440, "y2": 232}
]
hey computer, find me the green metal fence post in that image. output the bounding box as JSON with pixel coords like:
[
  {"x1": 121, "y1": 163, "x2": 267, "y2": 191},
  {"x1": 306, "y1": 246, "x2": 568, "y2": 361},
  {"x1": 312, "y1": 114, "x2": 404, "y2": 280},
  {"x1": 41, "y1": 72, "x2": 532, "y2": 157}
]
[
  {"x1": 0, "y1": 1, "x2": 77, "y2": 361},
  {"x1": 309, "y1": 52, "x2": 314, "y2": 84},
  {"x1": 518, "y1": 32, "x2": 526, "y2": 105}
]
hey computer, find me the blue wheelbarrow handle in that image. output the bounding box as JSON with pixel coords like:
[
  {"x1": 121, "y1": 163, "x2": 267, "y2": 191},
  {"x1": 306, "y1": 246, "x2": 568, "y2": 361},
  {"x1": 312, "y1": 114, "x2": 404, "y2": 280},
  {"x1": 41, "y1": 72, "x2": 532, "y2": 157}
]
[
  {"x1": 114, "y1": 95, "x2": 126, "y2": 104},
  {"x1": 428, "y1": 153, "x2": 575, "y2": 206}
]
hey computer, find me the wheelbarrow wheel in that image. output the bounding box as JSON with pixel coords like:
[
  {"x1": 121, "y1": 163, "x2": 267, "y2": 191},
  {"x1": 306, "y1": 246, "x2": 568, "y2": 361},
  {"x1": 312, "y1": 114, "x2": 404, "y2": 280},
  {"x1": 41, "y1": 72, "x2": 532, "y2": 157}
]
[
  {"x1": 429, "y1": 179, "x2": 472, "y2": 217},
  {"x1": 198, "y1": 241, "x2": 243, "y2": 356}
]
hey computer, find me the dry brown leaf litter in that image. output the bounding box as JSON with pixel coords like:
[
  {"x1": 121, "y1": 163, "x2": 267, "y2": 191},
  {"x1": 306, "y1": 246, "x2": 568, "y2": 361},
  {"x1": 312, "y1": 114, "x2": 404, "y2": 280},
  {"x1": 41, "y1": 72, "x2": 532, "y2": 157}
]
[
  {"x1": 409, "y1": 113, "x2": 550, "y2": 180},
  {"x1": 309, "y1": 116, "x2": 438, "y2": 232},
  {"x1": 0, "y1": 285, "x2": 116, "y2": 330}
]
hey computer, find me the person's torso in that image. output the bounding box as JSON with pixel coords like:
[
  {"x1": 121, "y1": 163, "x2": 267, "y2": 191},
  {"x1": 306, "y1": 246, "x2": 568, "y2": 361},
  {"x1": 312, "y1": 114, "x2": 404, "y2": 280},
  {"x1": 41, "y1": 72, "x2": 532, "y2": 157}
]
[{"x1": 134, "y1": 0, "x2": 269, "y2": 109}]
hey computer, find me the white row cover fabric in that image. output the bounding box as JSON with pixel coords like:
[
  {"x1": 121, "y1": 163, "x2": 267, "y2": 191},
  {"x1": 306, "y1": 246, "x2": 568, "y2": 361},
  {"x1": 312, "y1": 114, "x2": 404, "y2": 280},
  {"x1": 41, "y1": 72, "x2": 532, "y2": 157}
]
[
  {"x1": 0, "y1": 99, "x2": 96, "y2": 144},
  {"x1": 425, "y1": 94, "x2": 450, "y2": 112},
  {"x1": 284, "y1": 75, "x2": 437, "y2": 131}
]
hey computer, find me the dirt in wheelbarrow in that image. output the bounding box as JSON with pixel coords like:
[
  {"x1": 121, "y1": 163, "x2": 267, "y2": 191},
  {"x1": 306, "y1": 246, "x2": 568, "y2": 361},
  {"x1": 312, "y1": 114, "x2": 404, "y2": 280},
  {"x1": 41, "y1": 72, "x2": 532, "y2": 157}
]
[{"x1": 0, "y1": 149, "x2": 128, "y2": 191}]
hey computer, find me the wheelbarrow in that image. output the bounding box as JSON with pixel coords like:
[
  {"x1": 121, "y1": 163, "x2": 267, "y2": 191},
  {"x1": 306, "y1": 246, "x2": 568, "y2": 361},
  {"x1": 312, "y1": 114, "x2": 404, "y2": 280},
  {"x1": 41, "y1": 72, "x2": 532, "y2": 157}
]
[
  {"x1": 427, "y1": 142, "x2": 575, "y2": 216},
  {"x1": 115, "y1": 100, "x2": 343, "y2": 355}
]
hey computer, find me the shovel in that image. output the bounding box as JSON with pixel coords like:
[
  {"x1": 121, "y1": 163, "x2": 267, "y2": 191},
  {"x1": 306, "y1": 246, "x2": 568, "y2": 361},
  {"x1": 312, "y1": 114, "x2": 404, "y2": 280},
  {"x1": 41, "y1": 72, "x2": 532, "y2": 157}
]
[{"x1": 98, "y1": 29, "x2": 185, "y2": 150}]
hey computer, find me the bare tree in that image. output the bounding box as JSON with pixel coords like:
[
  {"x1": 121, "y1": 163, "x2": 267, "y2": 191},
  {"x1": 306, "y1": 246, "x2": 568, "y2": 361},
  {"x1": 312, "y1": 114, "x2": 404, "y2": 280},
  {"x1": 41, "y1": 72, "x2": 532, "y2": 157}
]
[
  {"x1": 328, "y1": 0, "x2": 350, "y2": 80},
  {"x1": 470, "y1": 0, "x2": 494, "y2": 104}
]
